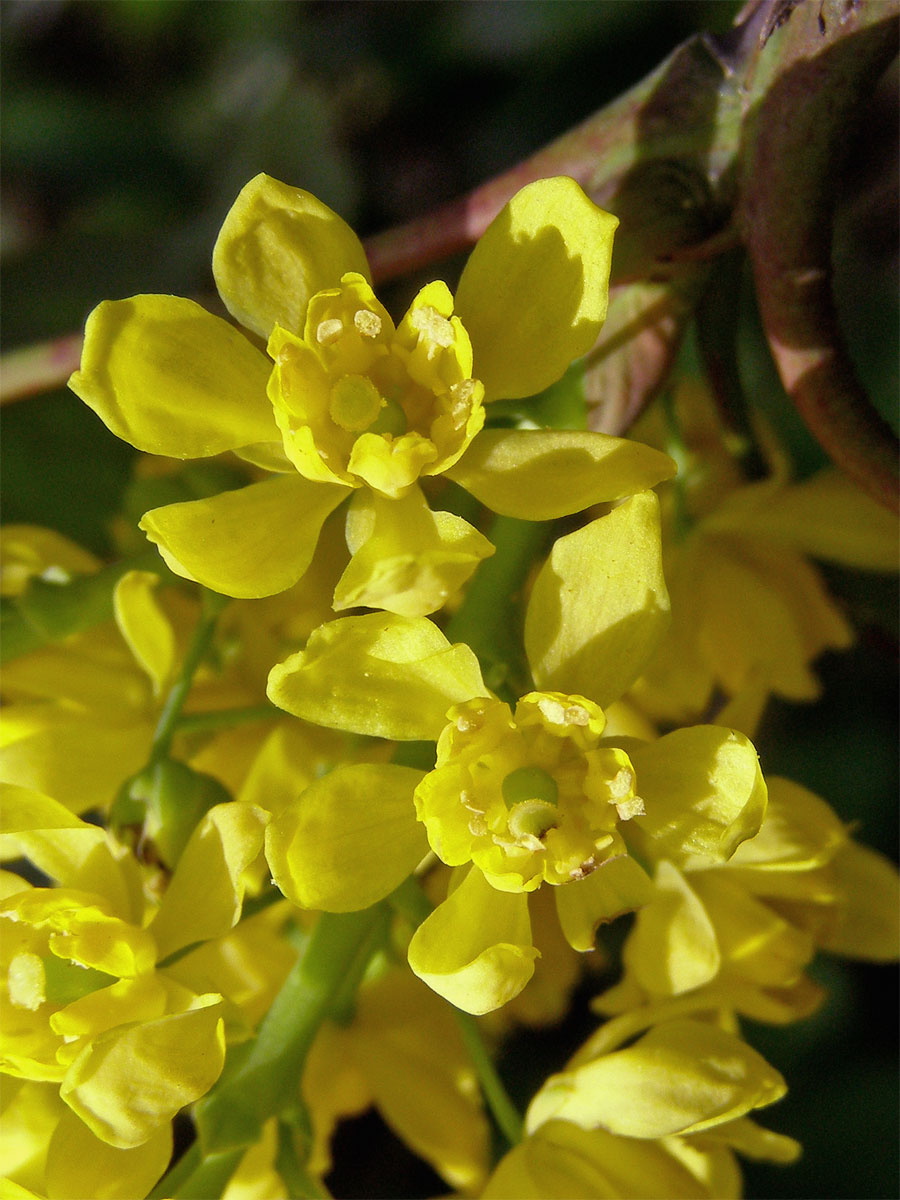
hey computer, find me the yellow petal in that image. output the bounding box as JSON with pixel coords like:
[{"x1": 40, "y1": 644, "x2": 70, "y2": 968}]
[
  {"x1": 0, "y1": 628, "x2": 150, "y2": 715},
  {"x1": 407, "y1": 867, "x2": 538, "y2": 1014},
  {"x1": 140, "y1": 474, "x2": 351, "y2": 598},
  {"x1": 351, "y1": 970, "x2": 490, "y2": 1190},
  {"x1": 817, "y1": 840, "x2": 900, "y2": 961},
  {"x1": 267, "y1": 612, "x2": 488, "y2": 740},
  {"x1": 525, "y1": 492, "x2": 669, "y2": 707},
  {"x1": 0, "y1": 1181, "x2": 40, "y2": 1199},
  {"x1": 212, "y1": 173, "x2": 371, "y2": 340},
  {"x1": 335, "y1": 486, "x2": 494, "y2": 617},
  {"x1": 525, "y1": 1019, "x2": 786, "y2": 1138},
  {"x1": 265, "y1": 763, "x2": 426, "y2": 911},
  {"x1": 554, "y1": 855, "x2": 654, "y2": 952},
  {"x1": 69, "y1": 296, "x2": 277, "y2": 456},
  {"x1": 222, "y1": 1119, "x2": 285, "y2": 1200},
  {"x1": 629, "y1": 726, "x2": 767, "y2": 866},
  {"x1": 112, "y1": 571, "x2": 175, "y2": 697},
  {"x1": 483, "y1": 1120, "x2": 710, "y2": 1200},
  {"x1": 45, "y1": 1107, "x2": 171, "y2": 1200},
  {"x1": 446, "y1": 429, "x2": 675, "y2": 520},
  {"x1": 711, "y1": 468, "x2": 900, "y2": 570},
  {"x1": 0, "y1": 709, "x2": 153, "y2": 815},
  {"x1": 694, "y1": 536, "x2": 852, "y2": 702},
  {"x1": 0, "y1": 1079, "x2": 62, "y2": 1194},
  {"x1": 727, "y1": 776, "x2": 846, "y2": 873},
  {"x1": 150, "y1": 803, "x2": 269, "y2": 960},
  {"x1": 0, "y1": 785, "x2": 139, "y2": 920},
  {"x1": 0, "y1": 526, "x2": 100, "y2": 598},
  {"x1": 60, "y1": 996, "x2": 226, "y2": 1148},
  {"x1": 691, "y1": 872, "x2": 813, "y2": 988},
  {"x1": 625, "y1": 860, "x2": 720, "y2": 995},
  {"x1": 706, "y1": 1116, "x2": 802, "y2": 1164},
  {"x1": 455, "y1": 177, "x2": 618, "y2": 401}
]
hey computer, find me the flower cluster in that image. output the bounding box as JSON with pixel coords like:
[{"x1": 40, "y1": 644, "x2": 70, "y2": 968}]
[{"x1": 1, "y1": 174, "x2": 897, "y2": 1199}]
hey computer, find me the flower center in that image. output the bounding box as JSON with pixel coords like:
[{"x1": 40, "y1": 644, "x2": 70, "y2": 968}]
[
  {"x1": 501, "y1": 765, "x2": 560, "y2": 841},
  {"x1": 328, "y1": 374, "x2": 410, "y2": 438},
  {"x1": 502, "y1": 765, "x2": 559, "y2": 809},
  {"x1": 329, "y1": 375, "x2": 384, "y2": 432}
]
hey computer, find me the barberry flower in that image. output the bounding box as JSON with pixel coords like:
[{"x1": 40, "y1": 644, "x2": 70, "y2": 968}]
[
  {"x1": 479, "y1": 1018, "x2": 800, "y2": 1198},
  {"x1": 0, "y1": 1079, "x2": 171, "y2": 1200},
  {"x1": 0, "y1": 784, "x2": 267, "y2": 1148},
  {"x1": 266, "y1": 493, "x2": 767, "y2": 1014},
  {"x1": 302, "y1": 965, "x2": 490, "y2": 1190},
  {"x1": 627, "y1": 381, "x2": 900, "y2": 721},
  {"x1": 69, "y1": 174, "x2": 674, "y2": 614},
  {"x1": 595, "y1": 776, "x2": 900, "y2": 1025}
]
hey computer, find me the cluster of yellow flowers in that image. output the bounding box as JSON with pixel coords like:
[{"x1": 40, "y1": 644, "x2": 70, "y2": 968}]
[{"x1": 1, "y1": 174, "x2": 897, "y2": 1199}]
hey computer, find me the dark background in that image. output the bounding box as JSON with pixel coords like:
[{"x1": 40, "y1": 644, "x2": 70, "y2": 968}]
[{"x1": 2, "y1": 3, "x2": 897, "y2": 1197}]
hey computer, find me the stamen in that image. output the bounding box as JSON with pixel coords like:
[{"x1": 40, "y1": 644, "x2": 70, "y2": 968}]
[
  {"x1": 8, "y1": 951, "x2": 45, "y2": 1011},
  {"x1": 354, "y1": 309, "x2": 382, "y2": 338},
  {"x1": 316, "y1": 318, "x2": 344, "y2": 345},
  {"x1": 563, "y1": 704, "x2": 590, "y2": 726},
  {"x1": 537, "y1": 696, "x2": 567, "y2": 726},
  {"x1": 410, "y1": 305, "x2": 455, "y2": 349},
  {"x1": 615, "y1": 795, "x2": 645, "y2": 821}
]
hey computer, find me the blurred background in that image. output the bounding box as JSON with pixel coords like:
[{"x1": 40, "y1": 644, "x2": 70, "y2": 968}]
[{"x1": 2, "y1": 2, "x2": 897, "y2": 1197}]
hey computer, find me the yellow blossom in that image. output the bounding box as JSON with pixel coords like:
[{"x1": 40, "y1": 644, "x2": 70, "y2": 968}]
[
  {"x1": 69, "y1": 173, "x2": 674, "y2": 614},
  {"x1": 0, "y1": 1079, "x2": 171, "y2": 1200},
  {"x1": 265, "y1": 494, "x2": 767, "y2": 1015},
  {"x1": 479, "y1": 1017, "x2": 799, "y2": 1199},
  {"x1": 414, "y1": 692, "x2": 641, "y2": 892},
  {"x1": 0, "y1": 785, "x2": 267, "y2": 1148},
  {"x1": 595, "y1": 776, "x2": 900, "y2": 1025},
  {"x1": 628, "y1": 380, "x2": 899, "y2": 721}
]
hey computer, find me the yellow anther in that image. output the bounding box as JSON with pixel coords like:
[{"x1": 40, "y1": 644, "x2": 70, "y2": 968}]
[
  {"x1": 8, "y1": 951, "x2": 46, "y2": 1011},
  {"x1": 410, "y1": 305, "x2": 455, "y2": 349},
  {"x1": 354, "y1": 309, "x2": 382, "y2": 338},
  {"x1": 537, "y1": 696, "x2": 567, "y2": 725},
  {"x1": 563, "y1": 705, "x2": 590, "y2": 726},
  {"x1": 316, "y1": 318, "x2": 344, "y2": 345}
]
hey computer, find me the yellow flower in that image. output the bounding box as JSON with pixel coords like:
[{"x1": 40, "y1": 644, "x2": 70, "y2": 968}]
[
  {"x1": 0, "y1": 531, "x2": 194, "y2": 813},
  {"x1": 595, "y1": 776, "x2": 900, "y2": 1025},
  {"x1": 266, "y1": 275, "x2": 483, "y2": 498},
  {"x1": 479, "y1": 1018, "x2": 799, "y2": 1198},
  {"x1": 301, "y1": 964, "x2": 490, "y2": 1191},
  {"x1": 0, "y1": 1078, "x2": 171, "y2": 1200},
  {"x1": 69, "y1": 173, "x2": 674, "y2": 614},
  {"x1": 628, "y1": 381, "x2": 899, "y2": 722},
  {"x1": 415, "y1": 692, "x2": 642, "y2": 892},
  {"x1": 0, "y1": 784, "x2": 267, "y2": 1148},
  {"x1": 265, "y1": 494, "x2": 768, "y2": 1016},
  {"x1": 0, "y1": 527, "x2": 100, "y2": 599}
]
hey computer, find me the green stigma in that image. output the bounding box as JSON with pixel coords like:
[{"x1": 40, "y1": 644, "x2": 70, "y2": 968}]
[
  {"x1": 502, "y1": 765, "x2": 559, "y2": 810},
  {"x1": 329, "y1": 374, "x2": 384, "y2": 432},
  {"x1": 367, "y1": 394, "x2": 408, "y2": 437}
]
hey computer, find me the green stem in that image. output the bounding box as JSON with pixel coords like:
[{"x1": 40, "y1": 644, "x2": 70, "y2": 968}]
[
  {"x1": 276, "y1": 1119, "x2": 330, "y2": 1199},
  {"x1": 661, "y1": 390, "x2": 692, "y2": 541},
  {"x1": 194, "y1": 907, "x2": 383, "y2": 1155},
  {"x1": 175, "y1": 702, "x2": 279, "y2": 735},
  {"x1": 147, "y1": 1141, "x2": 199, "y2": 1200},
  {"x1": 389, "y1": 877, "x2": 523, "y2": 1147},
  {"x1": 173, "y1": 1148, "x2": 243, "y2": 1200},
  {"x1": 150, "y1": 590, "x2": 229, "y2": 762},
  {"x1": 329, "y1": 904, "x2": 391, "y2": 1024},
  {"x1": 445, "y1": 514, "x2": 553, "y2": 704},
  {"x1": 454, "y1": 1011, "x2": 524, "y2": 1147}
]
